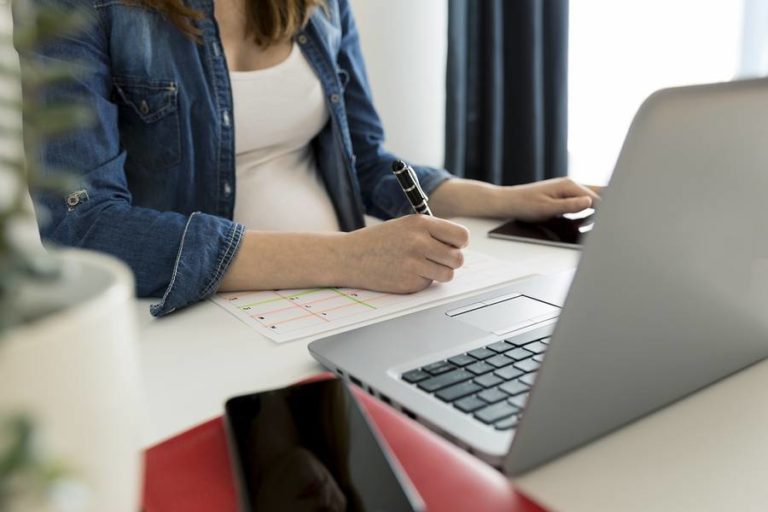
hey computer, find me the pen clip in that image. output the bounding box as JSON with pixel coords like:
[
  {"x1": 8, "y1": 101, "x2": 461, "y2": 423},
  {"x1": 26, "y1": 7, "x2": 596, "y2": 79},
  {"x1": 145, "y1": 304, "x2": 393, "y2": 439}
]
[{"x1": 407, "y1": 167, "x2": 427, "y2": 201}]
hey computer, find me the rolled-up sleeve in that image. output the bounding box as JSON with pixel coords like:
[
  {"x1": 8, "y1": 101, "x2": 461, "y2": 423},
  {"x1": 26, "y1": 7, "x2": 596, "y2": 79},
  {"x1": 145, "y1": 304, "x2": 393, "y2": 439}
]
[
  {"x1": 17, "y1": 0, "x2": 244, "y2": 316},
  {"x1": 148, "y1": 212, "x2": 245, "y2": 316}
]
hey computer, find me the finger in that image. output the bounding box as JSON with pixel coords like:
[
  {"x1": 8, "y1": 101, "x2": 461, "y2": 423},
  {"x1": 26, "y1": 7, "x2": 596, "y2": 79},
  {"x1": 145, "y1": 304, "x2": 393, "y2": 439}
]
[
  {"x1": 553, "y1": 195, "x2": 593, "y2": 214},
  {"x1": 424, "y1": 217, "x2": 470, "y2": 248},
  {"x1": 558, "y1": 180, "x2": 601, "y2": 202},
  {"x1": 416, "y1": 258, "x2": 456, "y2": 283},
  {"x1": 424, "y1": 238, "x2": 465, "y2": 269}
]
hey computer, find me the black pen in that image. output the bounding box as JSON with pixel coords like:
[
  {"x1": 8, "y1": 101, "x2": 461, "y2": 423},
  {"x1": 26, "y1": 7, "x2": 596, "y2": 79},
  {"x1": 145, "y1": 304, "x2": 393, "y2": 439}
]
[{"x1": 392, "y1": 160, "x2": 433, "y2": 216}]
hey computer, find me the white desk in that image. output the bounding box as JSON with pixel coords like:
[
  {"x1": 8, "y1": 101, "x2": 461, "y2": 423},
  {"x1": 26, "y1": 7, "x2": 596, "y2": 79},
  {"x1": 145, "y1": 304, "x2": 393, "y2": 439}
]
[{"x1": 137, "y1": 217, "x2": 768, "y2": 512}]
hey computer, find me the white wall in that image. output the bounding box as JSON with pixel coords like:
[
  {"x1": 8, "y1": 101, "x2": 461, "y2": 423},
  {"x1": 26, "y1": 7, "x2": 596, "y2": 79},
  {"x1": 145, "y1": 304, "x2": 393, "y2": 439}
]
[
  {"x1": 349, "y1": 0, "x2": 447, "y2": 168},
  {"x1": 0, "y1": 3, "x2": 18, "y2": 154},
  {"x1": 739, "y1": 0, "x2": 768, "y2": 77},
  {"x1": 569, "y1": 1, "x2": 745, "y2": 185},
  {"x1": 1, "y1": 3, "x2": 42, "y2": 247},
  {"x1": 0, "y1": 3, "x2": 24, "y2": 208}
]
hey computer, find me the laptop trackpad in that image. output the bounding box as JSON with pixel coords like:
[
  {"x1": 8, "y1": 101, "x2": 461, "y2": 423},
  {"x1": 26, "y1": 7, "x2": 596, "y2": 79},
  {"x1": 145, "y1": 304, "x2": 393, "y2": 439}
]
[{"x1": 455, "y1": 296, "x2": 560, "y2": 335}]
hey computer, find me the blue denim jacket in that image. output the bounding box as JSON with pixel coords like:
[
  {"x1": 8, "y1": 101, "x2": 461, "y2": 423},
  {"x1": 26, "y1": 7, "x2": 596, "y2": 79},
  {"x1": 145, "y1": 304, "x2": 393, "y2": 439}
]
[{"x1": 22, "y1": 0, "x2": 451, "y2": 315}]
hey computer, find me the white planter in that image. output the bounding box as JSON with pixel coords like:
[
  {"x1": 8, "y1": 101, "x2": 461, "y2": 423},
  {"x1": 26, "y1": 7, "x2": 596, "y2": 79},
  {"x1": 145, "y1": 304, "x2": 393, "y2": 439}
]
[{"x1": 0, "y1": 249, "x2": 144, "y2": 512}]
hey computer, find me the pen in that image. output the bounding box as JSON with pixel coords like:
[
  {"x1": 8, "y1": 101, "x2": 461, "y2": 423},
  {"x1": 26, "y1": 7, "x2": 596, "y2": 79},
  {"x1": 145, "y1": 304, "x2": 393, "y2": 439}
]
[{"x1": 392, "y1": 160, "x2": 433, "y2": 216}]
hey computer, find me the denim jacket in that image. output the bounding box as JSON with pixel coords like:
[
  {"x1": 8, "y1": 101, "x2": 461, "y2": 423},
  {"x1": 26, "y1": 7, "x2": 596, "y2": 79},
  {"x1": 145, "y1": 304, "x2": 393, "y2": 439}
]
[{"x1": 21, "y1": 0, "x2": 451, "y2": 315}]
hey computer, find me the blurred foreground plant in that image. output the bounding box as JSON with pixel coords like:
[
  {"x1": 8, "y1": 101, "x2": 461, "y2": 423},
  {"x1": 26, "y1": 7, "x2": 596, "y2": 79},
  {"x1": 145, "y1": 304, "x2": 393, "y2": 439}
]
[
  {"x1": 0, "y1": 1, "x2": 93, "y2": 509},
  {"x1": 0, "y1": 0, "x2": 92, "y2": 330}
]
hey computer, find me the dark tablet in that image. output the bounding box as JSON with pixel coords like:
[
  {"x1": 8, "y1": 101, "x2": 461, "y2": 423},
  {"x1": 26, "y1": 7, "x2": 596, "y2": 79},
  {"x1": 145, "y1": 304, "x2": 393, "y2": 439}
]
[{"x1": 488, "y1": 212, "x2": 594, "y2": 249}]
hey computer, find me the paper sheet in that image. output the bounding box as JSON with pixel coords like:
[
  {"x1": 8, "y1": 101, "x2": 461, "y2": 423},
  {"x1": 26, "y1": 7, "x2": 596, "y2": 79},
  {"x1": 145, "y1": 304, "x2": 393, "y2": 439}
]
[{"x1": 211, "y1": 251, "x2": 533, "y2": 344}]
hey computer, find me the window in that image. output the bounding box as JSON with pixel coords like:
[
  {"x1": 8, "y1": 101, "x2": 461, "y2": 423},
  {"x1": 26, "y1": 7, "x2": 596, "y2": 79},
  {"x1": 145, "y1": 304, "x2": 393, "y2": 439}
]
[{"x1": 568, "y1": 1, "x2": 767, "y2": 185}]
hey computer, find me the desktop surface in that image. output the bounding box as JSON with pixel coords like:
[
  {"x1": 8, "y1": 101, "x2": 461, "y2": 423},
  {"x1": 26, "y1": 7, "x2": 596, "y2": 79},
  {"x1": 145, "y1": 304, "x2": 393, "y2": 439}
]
[{"x1": 136, "y1": 217, "x2": 768, "y2": 512}]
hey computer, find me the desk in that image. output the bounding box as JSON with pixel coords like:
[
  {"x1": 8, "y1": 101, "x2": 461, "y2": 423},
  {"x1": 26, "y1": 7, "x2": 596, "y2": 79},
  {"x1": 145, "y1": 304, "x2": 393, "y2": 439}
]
[{"x1": 137, "y1": 217, "x2": 768, "y2": 512}]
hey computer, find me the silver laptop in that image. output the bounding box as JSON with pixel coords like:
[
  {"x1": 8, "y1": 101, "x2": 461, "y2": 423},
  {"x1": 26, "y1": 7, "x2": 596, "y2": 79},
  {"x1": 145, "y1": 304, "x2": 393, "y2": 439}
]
[{"x1": 309, "y1": 78, "x2": 768, "y2": 476}]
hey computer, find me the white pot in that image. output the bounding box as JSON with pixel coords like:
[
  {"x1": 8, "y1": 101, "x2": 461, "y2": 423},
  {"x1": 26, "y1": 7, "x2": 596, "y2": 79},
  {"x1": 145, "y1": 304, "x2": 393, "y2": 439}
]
[{"x1": 0, "y1": 249, "x2": 144, "y2": 512}]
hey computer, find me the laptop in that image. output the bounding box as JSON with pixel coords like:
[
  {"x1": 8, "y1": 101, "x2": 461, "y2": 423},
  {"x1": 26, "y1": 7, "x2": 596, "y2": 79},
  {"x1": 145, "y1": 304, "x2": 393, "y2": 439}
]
[{"x1": 309, "y1": 78, "x2": 768, "y2": 476}]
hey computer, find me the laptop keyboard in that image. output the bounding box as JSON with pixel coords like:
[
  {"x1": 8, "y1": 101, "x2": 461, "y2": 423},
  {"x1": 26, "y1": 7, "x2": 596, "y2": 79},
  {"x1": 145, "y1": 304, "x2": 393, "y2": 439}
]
[{"x1": 401, "y1": 336, "x2": 549, "y2": 431}]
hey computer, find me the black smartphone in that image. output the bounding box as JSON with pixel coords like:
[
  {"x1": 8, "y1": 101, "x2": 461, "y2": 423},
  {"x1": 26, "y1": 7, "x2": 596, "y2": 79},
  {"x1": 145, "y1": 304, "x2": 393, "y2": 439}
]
[
  {"x1": 224, "y1": 379, "x2": 424, "y2": 512},
  {"x1": 488, "y1": 211, "x2": 595, "y2": 249}
]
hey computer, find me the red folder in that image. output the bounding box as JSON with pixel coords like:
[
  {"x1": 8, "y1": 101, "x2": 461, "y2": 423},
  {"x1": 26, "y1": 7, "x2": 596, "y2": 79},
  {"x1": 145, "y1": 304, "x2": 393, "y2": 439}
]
[{"x1": 143, "y1": 380, "x2": 545, "y2": 512}]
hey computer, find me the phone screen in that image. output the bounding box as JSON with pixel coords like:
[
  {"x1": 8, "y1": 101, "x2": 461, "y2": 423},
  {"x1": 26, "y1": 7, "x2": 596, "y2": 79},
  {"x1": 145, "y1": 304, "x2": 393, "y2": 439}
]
[
  {"x1": 225, "y1": 379, "x2": 422, "y2": 512},
  {"x1": 488, "y1": 212, "x2": 595, "y2": 248}
]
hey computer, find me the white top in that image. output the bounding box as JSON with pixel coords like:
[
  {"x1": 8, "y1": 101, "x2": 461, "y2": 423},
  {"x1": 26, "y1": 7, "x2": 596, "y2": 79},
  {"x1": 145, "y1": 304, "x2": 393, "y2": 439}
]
[{"x1": 230, "y1": 43, "x2": 339, "y2": 232}]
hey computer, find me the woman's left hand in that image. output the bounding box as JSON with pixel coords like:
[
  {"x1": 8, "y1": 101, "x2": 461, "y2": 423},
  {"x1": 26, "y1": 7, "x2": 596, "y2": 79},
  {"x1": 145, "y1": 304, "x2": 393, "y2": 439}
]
[
  {"x1": 495, "y1": 178, "x2": 602, "y2": 222},
  {"x1": 429, "y1": 177, "x2": 602, "y2": 221}
]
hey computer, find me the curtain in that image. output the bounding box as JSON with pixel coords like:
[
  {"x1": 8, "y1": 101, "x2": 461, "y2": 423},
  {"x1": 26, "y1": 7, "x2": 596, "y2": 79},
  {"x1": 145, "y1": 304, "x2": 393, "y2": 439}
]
[{"x1": 445, "y1": 0, "x2": 569, "y2": 186}]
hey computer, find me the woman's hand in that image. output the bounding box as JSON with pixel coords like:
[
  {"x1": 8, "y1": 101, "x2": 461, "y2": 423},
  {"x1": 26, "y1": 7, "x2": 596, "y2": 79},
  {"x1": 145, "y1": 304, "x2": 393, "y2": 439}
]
[
  {"x1": 495, "y1": 178, "x2": 601, "y2": 222},
  {"x1": 218, "y1": 215, "x2": 468, "y2": 295},
  {"x1": 429, "y1": 177, "x2": 601, "y2": 221},
  {"x1": 339, "y1": 215, "x2": 470, "y2": 294}
]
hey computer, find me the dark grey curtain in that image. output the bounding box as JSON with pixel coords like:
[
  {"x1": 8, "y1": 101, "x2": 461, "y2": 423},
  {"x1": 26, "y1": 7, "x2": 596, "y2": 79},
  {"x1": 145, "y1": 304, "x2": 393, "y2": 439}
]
[{"x1": 445, "y1": 0, "x2": 569, "y2": 185}]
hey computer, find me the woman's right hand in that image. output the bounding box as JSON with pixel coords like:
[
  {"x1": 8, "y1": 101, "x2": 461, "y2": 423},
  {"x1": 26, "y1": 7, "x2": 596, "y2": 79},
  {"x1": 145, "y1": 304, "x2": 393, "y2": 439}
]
[{"x1": 338, "y1": 215, "x2": 470, "y2": 294}]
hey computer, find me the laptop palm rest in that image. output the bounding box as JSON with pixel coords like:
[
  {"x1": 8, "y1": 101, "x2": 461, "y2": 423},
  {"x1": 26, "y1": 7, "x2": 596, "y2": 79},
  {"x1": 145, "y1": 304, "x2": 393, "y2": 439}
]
[{"x1": 451, "y1": 295, "x2": 560, "y2": 336}]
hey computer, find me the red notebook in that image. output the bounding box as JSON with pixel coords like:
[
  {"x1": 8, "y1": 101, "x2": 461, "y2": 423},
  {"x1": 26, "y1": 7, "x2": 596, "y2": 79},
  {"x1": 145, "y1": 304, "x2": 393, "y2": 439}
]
[{"x1": 142, "y1": 379, "x2": 545, "y2": 512}]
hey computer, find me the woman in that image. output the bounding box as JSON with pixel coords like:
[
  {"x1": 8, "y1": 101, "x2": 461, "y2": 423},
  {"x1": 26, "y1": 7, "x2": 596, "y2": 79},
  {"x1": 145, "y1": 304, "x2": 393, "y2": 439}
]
[{"x1": 22, "y1": 0, "x2": 598, "y2": 316}]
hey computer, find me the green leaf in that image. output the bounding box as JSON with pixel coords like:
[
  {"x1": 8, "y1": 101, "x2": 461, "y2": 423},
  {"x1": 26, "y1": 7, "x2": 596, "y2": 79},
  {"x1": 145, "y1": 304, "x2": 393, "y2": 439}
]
[
  {"x1": 0, "y1": 63, "x2": 21, "y2": 80},
  {"x1": 24, "y1": 103, "x2": 95, "y2": 136},
  {"x1": 0, "y1": 125, "x2": 22, "y2": 138},
  {"x1": 0, "y1": 156, "x2": 25, "y2": 173},
  {"x1": 0, "y1": 97, "x2": 23, "y2": 111},
  {"x1": 0, "y1": 416, "x2": 35, "y2": 479},
  {"x1": 26, "y1": 171, "x2": 81, "y2": 195},
  {"x1": 13, "y1": 9, "x2": 92, "y2": 52},
  {"x1": 19, "y1": 62, "x2": 89, "y2": 89}
]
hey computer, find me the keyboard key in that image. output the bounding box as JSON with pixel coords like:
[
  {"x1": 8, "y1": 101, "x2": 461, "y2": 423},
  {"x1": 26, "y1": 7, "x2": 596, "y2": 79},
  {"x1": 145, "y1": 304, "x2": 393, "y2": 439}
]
[
  {"x1": 454, "y1": 395, "x2": 486, "y2": 413},
  {"x1": 478, "y1": 387, "x2": 508, "y2": 404},
  {"x1": 474, "y1": 373, "x2": 503, "y2": 388},
  {"x1": 475, "y1": 402, "x2": 519, "y2": 424},
  {"x1": 466, "y1": 361, "x2": 495, "y2": 375},
  {"x1": 494, "y1": 415, "x2": 519, "y2": 430},
  {"x1": 468, "y1": 348, "x2": 496, "y2": 360},
  {"x1": 514, "y1": 358, "x2": 541, "y2": 373},
  {"x1": 402, "y1": 369, "x2": 430, "y2": 383},
  {"x1": 520, "y1": 373, "x2": 537, "y2": 386},
  {"x1": 436, "y1": 381, "x2": 483, "y2": 402},
  {"x1": 448, "y1": 354, "x2": 476, "y2": 367},
  {"x1": 506, "y1": 347, "x2": 534, "y2": 361},
  {"x1": 504, "y1": 336, "x2": 528, "y2": 347},
  {"x1": 523, "y1": 341, "x2": 548, "y2": 354},
  {"x1": 494, "y1": 366, "x2": 523, "y2": 381},
  {"x1": 418, "y1": 369, "x2": 474, "y2": 392},
  {"x1": 487, "y1": 341, "x2": 513, "y2": 353},
  {"x1": 499, "y1": 380, "x2": 528, "y2": 396},
  {"x1": 422, "y1": 361, "x2": 456, "y2": 375},
  {"x1": 533, "y1": 354, "x2": 545, "y2": 363},
  {"x1": 540, "y1": 337, "x2": 551, "y2": 344},
  {"x1": 508, "y1": 393, "x2": 529, "y2": 409},
  {"x1": 486, "y1": 354, "x2": 514, "y2": 368}
]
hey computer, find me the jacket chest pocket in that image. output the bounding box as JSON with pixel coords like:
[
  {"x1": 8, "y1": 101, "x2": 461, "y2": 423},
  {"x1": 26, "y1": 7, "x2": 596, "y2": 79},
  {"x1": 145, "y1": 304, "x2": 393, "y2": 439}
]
[{"x1": 113, "y1": 76, "x2": 181, "y2": 171}]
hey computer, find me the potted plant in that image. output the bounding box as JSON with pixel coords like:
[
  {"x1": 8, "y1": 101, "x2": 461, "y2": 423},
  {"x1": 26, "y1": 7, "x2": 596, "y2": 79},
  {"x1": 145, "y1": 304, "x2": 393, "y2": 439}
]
[{"x1": 0, "y1": 3, "x2": 144, "y2": 511}]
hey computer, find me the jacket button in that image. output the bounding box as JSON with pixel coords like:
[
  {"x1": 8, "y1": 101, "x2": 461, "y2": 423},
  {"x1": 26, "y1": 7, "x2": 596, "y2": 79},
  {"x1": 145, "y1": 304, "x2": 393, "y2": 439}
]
[
  {"x1": 65, "y1": 189, "x2": 89, "y2": 211},
  {"x1": 140, "y1": 100, "x2": 150, "y2": 115},
  {"x1": 330, "y1": 93, "x2": 340, "y2": 103},
  {"x1": 298, "y1": 35, "x2": 308, "y2": 44}
]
